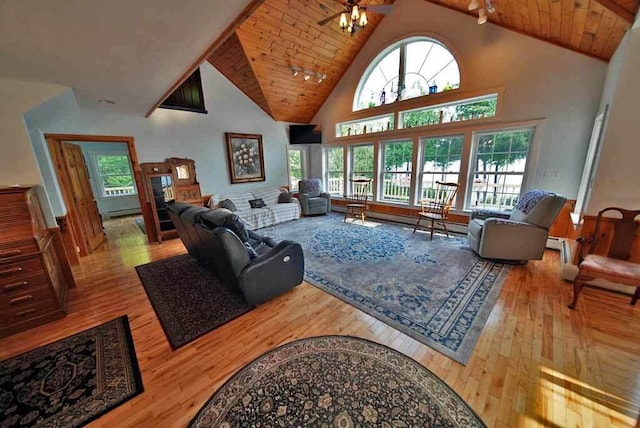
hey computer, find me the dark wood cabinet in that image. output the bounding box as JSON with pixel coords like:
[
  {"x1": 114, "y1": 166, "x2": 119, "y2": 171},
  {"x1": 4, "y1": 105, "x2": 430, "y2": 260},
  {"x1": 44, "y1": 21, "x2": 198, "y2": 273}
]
[
  {"x1": 141, "y1": 158, "x2": 201, "y2": 243},
  {"x1": 0, "y1": 186, "x2": 71, "y2": 338}
]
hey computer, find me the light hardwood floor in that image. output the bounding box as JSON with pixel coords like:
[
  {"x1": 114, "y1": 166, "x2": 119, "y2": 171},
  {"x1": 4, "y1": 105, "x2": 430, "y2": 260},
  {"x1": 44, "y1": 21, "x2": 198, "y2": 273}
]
[{"x1": 1, "y1": 216, "x2": 639, "y2": 427}]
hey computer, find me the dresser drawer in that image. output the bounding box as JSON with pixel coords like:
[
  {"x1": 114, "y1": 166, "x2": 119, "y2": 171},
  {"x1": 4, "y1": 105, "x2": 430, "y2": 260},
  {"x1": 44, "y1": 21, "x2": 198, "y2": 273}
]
[
  {"x1": 0, "y1": 298, "x2": 59, "y2": 325},
  {"x1": 0, "y1": 241, "x2": 40, "y2": 260},
  {"x1": 0, "y1": 257, "x2": 47, "y2": 288},
  {"x1": 0, "y1": 284, "x2": 55, "y2": 310}
]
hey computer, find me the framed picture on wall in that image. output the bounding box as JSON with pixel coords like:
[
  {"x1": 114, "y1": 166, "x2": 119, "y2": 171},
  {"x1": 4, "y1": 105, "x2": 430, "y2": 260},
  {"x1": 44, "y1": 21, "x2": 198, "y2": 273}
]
[{"x1": 225, "y1": 132, "x2": 266, "y2": 184}]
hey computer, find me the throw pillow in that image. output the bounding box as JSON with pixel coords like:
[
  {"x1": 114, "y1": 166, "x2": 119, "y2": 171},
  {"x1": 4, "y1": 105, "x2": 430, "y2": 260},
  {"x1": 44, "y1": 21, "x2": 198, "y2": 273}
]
[
  {"x1": 278, "y1": 192, "x2": 293, "y2": 203},
  {"x1": 248, "y1": 198, "x2": 266, "y2": 208},
  {"x1": 218, "y1": 199, "x2": 237, "y2": 212}
]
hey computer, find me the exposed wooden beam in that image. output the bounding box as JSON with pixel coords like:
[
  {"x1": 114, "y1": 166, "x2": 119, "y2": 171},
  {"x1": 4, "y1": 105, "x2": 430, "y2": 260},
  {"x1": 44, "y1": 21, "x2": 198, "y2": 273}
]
[
  {"x1": 145, "y1": 0, "x2": 267, "y2": 118},
  {"x1": 593, "y1": 0, "x2": 636, "y2": 23}
]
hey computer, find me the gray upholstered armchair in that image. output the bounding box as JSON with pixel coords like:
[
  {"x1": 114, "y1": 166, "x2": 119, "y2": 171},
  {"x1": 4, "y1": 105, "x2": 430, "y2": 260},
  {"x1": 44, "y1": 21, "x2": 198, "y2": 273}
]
[
  {"x1": 298, "y1": 179, "x2": 331, "y2": 216},
  {"x1": 467, "y1": 189, "x2": 566, "y2": 261}
]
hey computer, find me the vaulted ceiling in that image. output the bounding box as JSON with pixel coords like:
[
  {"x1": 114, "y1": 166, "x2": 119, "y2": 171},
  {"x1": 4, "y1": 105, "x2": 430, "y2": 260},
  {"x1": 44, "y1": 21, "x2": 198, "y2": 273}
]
[
  {"x1": 210, "y1": 0, "x2": 394, "y2": 123},
  {"x1": 207, "y1": 0, "x2": 638, "y2": 123}
]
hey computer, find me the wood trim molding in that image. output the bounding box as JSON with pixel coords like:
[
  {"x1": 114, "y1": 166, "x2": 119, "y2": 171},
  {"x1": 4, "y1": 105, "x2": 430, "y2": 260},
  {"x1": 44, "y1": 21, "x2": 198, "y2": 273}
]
[
  {"x1": 594, "y1": 0, "x2": 636, "y2": 23},
  {"x1": 144, "y1": 0, "x2": 267, "y2": 118}
]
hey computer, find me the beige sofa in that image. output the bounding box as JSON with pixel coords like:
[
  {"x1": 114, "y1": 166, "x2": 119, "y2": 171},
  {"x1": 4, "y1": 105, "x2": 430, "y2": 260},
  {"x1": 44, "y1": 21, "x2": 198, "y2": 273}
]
[{"x1": 207, "y1": 187, "x2": 300, "y2": 230}]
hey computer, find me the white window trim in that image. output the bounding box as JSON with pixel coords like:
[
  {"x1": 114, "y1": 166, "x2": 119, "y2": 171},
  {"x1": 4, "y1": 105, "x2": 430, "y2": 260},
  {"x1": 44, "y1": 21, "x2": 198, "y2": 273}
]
[{"x1": 92, "y1": 152, "x2": 137, "y2": 199}]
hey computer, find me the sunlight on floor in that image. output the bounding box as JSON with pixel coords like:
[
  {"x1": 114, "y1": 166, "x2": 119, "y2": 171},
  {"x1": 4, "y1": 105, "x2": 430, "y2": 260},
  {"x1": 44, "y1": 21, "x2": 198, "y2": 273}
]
[
  {"x1": 538, "y1": 366, "x2": 637, "y2": 427},
  {"x1": 343, "y1": 218, "x2": 381, "y2": 227}
]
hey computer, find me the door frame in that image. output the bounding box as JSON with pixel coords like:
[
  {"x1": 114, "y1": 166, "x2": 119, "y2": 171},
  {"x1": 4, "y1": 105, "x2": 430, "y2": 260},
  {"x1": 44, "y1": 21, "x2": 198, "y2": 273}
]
[{"x1": 45, "y1": 133, "x2": 151, "y2": 256}]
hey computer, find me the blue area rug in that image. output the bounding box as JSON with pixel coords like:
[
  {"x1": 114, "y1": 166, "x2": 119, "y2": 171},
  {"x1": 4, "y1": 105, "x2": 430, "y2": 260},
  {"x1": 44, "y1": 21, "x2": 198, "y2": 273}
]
[{"x1": 261, "y1": 214, "x2": 510, "y2": 364}]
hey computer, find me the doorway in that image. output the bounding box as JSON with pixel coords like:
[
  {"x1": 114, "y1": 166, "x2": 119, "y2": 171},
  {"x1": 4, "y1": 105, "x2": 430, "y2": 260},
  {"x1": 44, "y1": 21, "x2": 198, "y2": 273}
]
[{"x1": 45, "y1": 134, "x2": 150, "y2": 258}]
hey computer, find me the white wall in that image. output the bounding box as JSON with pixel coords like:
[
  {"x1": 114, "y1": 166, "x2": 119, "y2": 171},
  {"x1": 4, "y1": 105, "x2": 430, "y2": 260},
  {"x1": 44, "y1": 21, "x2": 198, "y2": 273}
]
[
  {"x1": 75, "y1": 142, "x2": 141, "y2": 216},
  {"x1": 40, "y1": 63, "x2": 291, "y2": 215},
  {"x1": 312, "y1": 0, "x2": 607, "y2": 198},
  {"x1": 0, "y1": 78, "x2": 68, "y2": 226},
  {"x1": 588, "y1": 26, "x2": 640, "y2": 213}
]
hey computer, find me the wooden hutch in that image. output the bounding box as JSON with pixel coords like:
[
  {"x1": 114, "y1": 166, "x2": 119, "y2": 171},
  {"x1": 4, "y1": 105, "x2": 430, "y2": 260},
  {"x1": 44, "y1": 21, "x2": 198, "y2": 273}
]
[
  {"x1": 140, "y1": 158, "x2": 202, "y2": 243},
  {"x1": 0, "y1": 186, "x2": 74, "y2": 338}
]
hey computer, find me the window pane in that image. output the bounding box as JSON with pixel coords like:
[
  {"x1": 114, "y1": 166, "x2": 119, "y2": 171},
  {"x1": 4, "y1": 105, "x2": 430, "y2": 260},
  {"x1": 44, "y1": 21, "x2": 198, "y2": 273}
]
[
  {"x1": 400, "y1": 94, "x2": 498, "y2": 129},
  {"x1": 350, "y1": 145, "x2": 374, "y2": 195},
  {"x1": 420, "y1": 136, "x2": 463, "y2": 205},
  {"x1": 325, "y1": 147, "x2": 344, "y2": 196},
  {"x1": 288, "y1": 149, "x2": 303, "y2": 191},
  {"x1": 95, "y1": 155, "x2": 136, "y2": 197},
  {"x1": 468, "y1": 128, "x2": 534, "y2": 211},
  {"x1": 381, "y1": 141, "x2": 413, "y2": 202}
]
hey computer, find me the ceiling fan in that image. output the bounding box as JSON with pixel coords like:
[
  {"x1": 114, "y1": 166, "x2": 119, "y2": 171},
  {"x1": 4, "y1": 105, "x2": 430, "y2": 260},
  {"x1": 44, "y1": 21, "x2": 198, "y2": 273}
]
[{"x1": 317, "y1": 0, "x2": 393, "y2": 35}]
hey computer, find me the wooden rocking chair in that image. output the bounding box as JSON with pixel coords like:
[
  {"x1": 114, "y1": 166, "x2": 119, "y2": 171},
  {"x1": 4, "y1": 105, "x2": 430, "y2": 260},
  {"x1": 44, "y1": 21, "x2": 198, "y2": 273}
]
[{"x1": 344, "y1": 178, "x2": 372, "y2": 224}]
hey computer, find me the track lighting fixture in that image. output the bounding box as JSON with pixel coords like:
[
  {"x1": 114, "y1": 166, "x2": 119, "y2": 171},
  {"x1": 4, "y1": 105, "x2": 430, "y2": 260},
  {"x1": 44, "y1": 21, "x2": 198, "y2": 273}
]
[
  {"x1": 468, "y1": 0, "x2": 479, "y2": 10},
  {"x1": 289, "y1": 65, "x2": 327, "y2": 84}
]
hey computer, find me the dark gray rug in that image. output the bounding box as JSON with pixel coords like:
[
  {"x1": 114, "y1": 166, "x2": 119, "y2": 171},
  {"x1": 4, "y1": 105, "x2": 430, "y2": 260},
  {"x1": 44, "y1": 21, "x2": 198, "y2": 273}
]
[
  {"x1": 261, "y1": 214, "x2": 510, "y2": 364},
  {"x1": 189, "y1": 336, "x2": 486, "y2": 427},
  {"x1": 135, "y1": 255, "x2": 253, "y2": 349},
  {"x1": 0, "y1": 316, "x2": 143, "y2": 428}
]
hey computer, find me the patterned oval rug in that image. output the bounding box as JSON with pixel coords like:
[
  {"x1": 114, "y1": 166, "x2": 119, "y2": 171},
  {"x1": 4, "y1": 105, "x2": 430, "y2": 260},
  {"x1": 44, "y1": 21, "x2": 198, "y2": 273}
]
[{"x1": 189, "y1": 336, "x2": 485, "y2": 427}]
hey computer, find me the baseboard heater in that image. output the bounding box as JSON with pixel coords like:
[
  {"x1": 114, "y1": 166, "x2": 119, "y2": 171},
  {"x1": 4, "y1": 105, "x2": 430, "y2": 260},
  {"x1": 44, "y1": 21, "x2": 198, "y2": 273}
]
[{"x1": 101, "y1": 208, "x2": 142, "y2": 220}]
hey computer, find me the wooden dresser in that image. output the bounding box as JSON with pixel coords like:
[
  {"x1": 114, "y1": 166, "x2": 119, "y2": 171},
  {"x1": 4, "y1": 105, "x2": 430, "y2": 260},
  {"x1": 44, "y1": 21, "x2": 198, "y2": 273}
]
[{"x1": 0, "y1": 186, "x2": 70, "y2": 338}]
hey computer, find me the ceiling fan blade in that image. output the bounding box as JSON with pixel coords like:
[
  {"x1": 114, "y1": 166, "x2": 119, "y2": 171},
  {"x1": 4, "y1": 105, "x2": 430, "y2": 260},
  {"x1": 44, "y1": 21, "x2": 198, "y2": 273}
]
[
  {"x1": 361, "y1": 4, "x2": 393, "y2": 14},
  {"x1": 317, "y1": 11, "x2": 345, "y2": 26}
]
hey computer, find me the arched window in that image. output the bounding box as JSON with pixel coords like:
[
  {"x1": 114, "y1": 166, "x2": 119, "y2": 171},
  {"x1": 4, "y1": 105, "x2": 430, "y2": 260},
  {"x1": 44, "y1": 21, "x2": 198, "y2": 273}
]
[{"x1": 354, "y1": 37, "x2": 461, "y2": 111}]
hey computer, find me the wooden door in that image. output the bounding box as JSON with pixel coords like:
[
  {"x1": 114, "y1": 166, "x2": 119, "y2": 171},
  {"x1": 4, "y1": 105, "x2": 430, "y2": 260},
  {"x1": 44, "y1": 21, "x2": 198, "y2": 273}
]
[{"x1": 60, "y1": 142, "x2": 105, "y2": 252}]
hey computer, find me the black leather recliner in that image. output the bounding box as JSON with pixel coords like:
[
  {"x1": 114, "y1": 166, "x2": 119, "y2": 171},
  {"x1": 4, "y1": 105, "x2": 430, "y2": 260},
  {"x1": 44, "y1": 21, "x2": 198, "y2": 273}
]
[{"x1": 167, "y1": 202, "x2": 304, "y2": 305}]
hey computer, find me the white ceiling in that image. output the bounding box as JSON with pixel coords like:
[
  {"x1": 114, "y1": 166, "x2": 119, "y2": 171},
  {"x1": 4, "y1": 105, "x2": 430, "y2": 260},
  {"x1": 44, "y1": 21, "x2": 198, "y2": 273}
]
[{"x1": 0, "y1": 0, "x2": 252, "y2": 115}]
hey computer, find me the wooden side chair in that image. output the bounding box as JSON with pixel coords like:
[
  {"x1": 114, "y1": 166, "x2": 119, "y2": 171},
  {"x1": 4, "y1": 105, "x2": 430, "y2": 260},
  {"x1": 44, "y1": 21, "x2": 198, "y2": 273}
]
[
  {"x1": 344, "y1": 178, "x2": 372, "y2": 224},
  {"x1": 569, "y1": 207, "x2": 640, "y2": 309},
  {"x1": 413, "y1": 181, "x2": 459, "y2": 240}
]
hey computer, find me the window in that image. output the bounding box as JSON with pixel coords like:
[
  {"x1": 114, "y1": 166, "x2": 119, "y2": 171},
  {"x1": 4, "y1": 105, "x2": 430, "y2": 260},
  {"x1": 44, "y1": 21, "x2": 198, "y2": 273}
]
[
  {"x1": 354, "y1": 37, "x2": 461, "y2": 111},
  {"x1": 94, "y1": 154, "x2": 136, "y2": 197},
  {"x1": 399, "y1": 93, "x2": 498, "y2": 129},
  {"x1": 467, "y1": 128, "x2": 535, "y2": 211},
  {"x1": 380, "y1": 140, "x2": 413, "y2": 203},
  {"x1": 324, "y1": 147, "x2": 344, "y2": 196},
  {"x1": 349, "y1": 144, "x2": 374, "y2": 194},
  {"x1": 288, "y1": 148, "x2": 306, "y2": 191},
  {"x1": 336, "y1": 114, "x2": 394, "y2": 137},
  {"x1": 418, "y1": 136, "x2": 463, "y2": 205}
]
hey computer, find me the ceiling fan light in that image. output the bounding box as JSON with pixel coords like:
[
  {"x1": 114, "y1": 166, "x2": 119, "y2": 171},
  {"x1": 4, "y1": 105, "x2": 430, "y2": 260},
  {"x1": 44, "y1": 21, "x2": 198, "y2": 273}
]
[
  {"x1": 290, "y1": 65, "x2": 299, "y2": 76},
  {"x1": 351, "y1": 5, "x2": 359, "y2": 21},
  {"x1": 478, "y1": 8, "x2": 488, "y2": 24},
  {"x1": 359, "y1": 11, "x2": 368, "y2": 27},
  {"x1": 339, "y1": 12, "x2": 348, "y2": 29},
  {"x1": 468, "y1": 0, "x2": 479, "y2": 10},
  {"x1": 303, "y1": 70, "x2": 312, "y2": 81}
]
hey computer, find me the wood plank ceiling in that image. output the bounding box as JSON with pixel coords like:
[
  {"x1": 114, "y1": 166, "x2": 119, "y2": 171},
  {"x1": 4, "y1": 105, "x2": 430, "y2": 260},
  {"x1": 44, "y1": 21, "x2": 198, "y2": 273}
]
[{"x1": 208, "y1": 0, "x2": 638, "y2": 123}]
